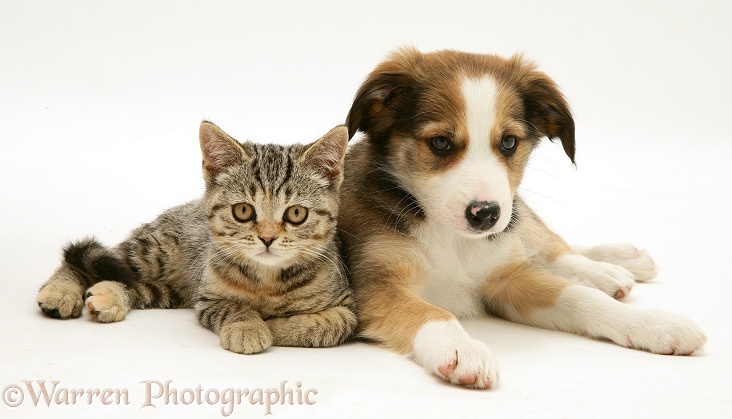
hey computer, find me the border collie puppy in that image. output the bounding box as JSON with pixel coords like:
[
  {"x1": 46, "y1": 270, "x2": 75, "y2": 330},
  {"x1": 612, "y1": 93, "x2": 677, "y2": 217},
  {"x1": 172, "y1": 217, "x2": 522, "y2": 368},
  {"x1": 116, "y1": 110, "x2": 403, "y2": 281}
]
[{"x1": 339, "y1": 47, "x2": 706, "y2": 389}]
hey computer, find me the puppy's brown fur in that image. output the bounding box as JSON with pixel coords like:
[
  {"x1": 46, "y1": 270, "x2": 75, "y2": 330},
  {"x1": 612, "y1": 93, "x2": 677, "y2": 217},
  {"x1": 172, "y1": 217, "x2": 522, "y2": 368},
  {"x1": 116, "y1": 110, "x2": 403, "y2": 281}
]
[
  {"x1": 341, "y1": 48, "x2": 575, "y2": 347},
  {"x1": 339, "y1": 48, "x2": 705, "y2": 389}
]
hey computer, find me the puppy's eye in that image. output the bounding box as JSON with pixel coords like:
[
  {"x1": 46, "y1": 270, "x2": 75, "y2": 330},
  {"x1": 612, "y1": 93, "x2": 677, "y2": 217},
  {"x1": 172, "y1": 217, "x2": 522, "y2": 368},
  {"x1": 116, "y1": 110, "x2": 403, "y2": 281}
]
[
  {"x1": 284, "y1": 205, "x2": 308, "y2": 225},
  {"x1": 500, "y1": 135, "x2": 518, "y2": 156},
  {"x1": 232, "y1": 203, "x2": 256, "y2": 222},
  {"x1": 428, "y1": 136, "x2": 452, "y2": 156}
]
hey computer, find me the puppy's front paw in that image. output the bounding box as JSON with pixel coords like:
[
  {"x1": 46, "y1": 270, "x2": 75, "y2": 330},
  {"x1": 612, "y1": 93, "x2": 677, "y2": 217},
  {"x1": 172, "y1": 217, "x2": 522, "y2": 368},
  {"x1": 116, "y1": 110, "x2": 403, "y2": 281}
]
[
  {"x1": 618, "y1": 310, "x2": 706, "y2": 355},
  {"x1": 219, "y1": 320, "x2": 273, "y2": 354},
  {"x1": 579, "y1": 243, "x2": 657, "y2": 282},
  {"x1": 85, "y1": 281, "x2": 129, "y2": 323},
  {"x1": 552, "y1": 254, "x2": 635, "y2": 299},
  {"x1": 412, "y1": 320, "x2": 499, "y2": 389}
]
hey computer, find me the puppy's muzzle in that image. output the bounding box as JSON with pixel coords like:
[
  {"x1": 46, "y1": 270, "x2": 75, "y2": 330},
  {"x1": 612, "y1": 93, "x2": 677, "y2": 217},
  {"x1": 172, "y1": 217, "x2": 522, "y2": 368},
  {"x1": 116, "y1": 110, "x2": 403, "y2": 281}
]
[{"x1": 465, "y1": 201, "x2": 501, "y2": 232}]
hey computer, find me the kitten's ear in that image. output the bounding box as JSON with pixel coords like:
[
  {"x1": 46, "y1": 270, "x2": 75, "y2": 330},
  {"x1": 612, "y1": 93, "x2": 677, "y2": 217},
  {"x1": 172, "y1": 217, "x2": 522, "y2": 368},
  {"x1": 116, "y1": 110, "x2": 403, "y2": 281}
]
[
  {"x1": 301, "y1": 126, "x2": 349, "y2": 182},
  {"x1": 199, "y1": 121, "x2": 248, "y2": 181}
]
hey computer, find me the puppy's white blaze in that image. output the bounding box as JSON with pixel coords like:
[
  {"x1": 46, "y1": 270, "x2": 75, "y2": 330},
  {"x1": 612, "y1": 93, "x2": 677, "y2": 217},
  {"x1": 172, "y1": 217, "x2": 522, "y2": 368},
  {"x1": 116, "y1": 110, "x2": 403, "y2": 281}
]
[
  {"x1": 462, "y1": 76, "x2": 497, "y2": 151},
  {"x1": 425, "y1": 76, "x2": 512, "y2": 235},
  {"x1": 406, "y1": 75, "x2": 511, "y2": 237}
]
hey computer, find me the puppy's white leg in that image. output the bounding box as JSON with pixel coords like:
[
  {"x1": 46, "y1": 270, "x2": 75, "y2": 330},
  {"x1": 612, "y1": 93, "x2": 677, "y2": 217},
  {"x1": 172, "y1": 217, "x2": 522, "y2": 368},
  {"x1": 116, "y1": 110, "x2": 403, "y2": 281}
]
[
  {"x1": 484, "y1": 264, "x2": 705, "y2": 355},
  {"x1": 530, "y1": 285, "x2": 706, "y2": 355},
  {"x1": 355, "y1": 278, "x2": 499, "y2": 389},
  {"x1": 412, "y1": 319, "x2": 499, "y2": 389},
  {"x1": 549, "y1": 254, "x2": 636, "y2": 299},
  {"x1": 575, "y1": 243, "x2": 658, "y2": 282},
  {"x1": 522, "y1": 217, "x2": 650, "y2": 296}
]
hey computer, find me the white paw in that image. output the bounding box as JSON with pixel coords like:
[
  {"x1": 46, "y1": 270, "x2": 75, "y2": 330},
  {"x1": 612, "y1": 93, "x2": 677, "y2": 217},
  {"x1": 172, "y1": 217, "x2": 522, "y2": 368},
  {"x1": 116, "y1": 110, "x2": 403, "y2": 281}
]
[
  {"x1": 85, "y1": 281, "x2": 130, "y2": 323},
  {"x1": 552, "y1": 254, "x2": 635, "y2": 299},
  {"x1": 578, "y1": 243, "x2": 657, "y2": 282},
  {"x1": 412, "y1": 319, "x2": 499, "y2": 389},
  {"x1": 614, "y1": 309, "x2": 707, "y2": 355}
]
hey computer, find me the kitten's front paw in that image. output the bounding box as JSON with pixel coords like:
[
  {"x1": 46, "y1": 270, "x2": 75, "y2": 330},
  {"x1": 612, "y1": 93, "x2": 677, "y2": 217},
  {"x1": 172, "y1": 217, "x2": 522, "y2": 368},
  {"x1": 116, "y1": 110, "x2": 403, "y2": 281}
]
[
  {"x1": 220, "y1": 320, "x2": 273, "y2": 354},
  {"x1": 553, "y1": 254, "x2": 635, "y2": 299},
  {"x1": 580, "y1": 243, "x2": 658, "y2": 282},
  {"x1": 37, "y1": 281, "x2": 84, "y2": 319},
  {"x1": 266, "y1": 306, "x2": 357, "y2": 348},
  {"x1": 85, "y1": 281, "x2": 129, "y2": 323},
  {"x1": 412, "y1": 320, "x2": 499, "y2": 389},
  {"x1": 616, "y1": 309, "x2": 706, "y2": 355}
]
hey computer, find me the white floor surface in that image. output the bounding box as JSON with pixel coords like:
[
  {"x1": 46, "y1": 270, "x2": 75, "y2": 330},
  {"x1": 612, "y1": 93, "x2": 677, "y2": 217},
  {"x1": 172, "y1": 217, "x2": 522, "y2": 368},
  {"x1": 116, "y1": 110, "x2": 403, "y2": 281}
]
[{"x1": 2, "y1": 1, "x2": 731, "y2": 417}]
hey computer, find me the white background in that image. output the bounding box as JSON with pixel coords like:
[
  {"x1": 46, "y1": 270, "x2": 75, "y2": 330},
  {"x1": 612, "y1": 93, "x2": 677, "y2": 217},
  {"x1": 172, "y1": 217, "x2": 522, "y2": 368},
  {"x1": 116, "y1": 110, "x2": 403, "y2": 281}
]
[{"x1": 1, "y1": 1, "x2": 731, "y2": 417}]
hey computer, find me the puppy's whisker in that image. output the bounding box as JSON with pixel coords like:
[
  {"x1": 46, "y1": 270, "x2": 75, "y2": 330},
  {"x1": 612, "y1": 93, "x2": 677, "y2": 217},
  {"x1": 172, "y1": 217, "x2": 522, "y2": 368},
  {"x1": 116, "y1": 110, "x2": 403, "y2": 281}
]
[{"x1": 518, "y1": 188, "x2": 562, "y2": 203}]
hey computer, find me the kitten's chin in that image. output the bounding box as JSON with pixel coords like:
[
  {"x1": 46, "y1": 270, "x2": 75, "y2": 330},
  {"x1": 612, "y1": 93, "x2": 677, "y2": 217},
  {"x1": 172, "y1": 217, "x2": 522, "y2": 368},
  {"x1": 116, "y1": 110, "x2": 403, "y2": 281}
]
[{"x1": 251, "y1": 251, "x2": 288, "y2": 267}]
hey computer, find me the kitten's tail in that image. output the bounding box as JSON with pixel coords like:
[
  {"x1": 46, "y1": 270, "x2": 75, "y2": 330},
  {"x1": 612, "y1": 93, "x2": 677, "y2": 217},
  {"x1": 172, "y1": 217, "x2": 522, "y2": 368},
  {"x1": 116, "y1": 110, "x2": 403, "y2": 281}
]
[
  {"x1": 63, "y1": 238, "x2": 139, "y2": 286},
  {"x1": 37, "y1": 237, "x2": 139, "y2": 319}
]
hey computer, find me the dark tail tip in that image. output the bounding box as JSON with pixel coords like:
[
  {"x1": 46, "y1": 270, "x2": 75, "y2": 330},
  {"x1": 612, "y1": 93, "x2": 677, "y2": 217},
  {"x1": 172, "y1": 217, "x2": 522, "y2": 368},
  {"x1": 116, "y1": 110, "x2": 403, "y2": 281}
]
[{"x1": 63, "y1": 238, "x2": 138, "y2": 286}]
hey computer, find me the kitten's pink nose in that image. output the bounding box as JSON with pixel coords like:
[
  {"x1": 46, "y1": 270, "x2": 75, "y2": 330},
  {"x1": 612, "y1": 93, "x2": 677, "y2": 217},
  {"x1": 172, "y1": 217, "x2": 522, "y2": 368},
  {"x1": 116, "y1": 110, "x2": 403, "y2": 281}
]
[{"x1": 259, "y1": 236, "x2": 276, "y2": 248}]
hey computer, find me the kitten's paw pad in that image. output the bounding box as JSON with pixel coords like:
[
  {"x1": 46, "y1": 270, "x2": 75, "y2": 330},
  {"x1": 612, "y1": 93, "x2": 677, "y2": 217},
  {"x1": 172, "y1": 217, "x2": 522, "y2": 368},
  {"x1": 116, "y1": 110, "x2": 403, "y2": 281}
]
[
  {"x1": 580, "y1": 243, "x2": 658, "y2": 282},
  {"x1": 85, "y1": 282, "x2": 129, "y2": 323},
  {"x1": 220, "y1": 321, "x2": 273, "y2": 354},
  {"x1": 37, "y1": 282, "x2": 84, "y2": 319},
  {"x1": 556, "y1": 255, "x2": 635, "y2": 299},
  {"x1": 413, "y1": 321, "x2": 499, "y2": 389},
  {"x1": 618, "y1": 310, "x2": 706, "y2": 355}
]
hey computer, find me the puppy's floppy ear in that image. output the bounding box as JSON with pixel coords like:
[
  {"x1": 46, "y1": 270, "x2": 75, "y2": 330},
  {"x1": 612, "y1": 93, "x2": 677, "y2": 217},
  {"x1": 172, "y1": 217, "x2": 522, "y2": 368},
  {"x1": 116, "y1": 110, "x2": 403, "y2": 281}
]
[
  {"x1": 346, "y1": 73, "x2": 412, "y2": 140},
  {"x1": 511, "y1": 55, "x2": 576, "y2": 163}
]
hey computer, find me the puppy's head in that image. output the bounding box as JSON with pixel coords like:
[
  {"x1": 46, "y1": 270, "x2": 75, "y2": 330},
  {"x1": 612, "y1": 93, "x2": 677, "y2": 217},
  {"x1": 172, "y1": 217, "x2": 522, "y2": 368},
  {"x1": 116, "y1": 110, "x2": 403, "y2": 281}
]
[{"x1": 347, "y1": 47, "x2": 574, "y2": 238}]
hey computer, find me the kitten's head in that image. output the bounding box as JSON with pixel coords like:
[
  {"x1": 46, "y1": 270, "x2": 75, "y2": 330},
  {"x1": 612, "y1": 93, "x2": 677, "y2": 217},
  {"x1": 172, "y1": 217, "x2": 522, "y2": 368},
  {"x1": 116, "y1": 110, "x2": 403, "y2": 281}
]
[{"x1": 199, "y1": 121, "x2": 348, "y2": 268}]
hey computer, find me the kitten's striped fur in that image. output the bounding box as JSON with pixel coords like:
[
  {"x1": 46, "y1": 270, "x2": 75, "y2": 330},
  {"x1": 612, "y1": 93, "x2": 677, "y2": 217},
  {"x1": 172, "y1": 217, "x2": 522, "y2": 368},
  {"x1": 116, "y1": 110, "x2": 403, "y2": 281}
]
[{"x1": 37, "y1": 122, "x2": 356, "y2": 353}]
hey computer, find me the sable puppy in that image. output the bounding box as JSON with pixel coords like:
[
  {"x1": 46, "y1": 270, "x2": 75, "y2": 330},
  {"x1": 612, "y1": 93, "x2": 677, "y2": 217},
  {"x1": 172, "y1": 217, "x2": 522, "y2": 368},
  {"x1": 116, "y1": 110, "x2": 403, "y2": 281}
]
[{"x1": 339, "y1": 47, "x2": 706, "y2": 389}]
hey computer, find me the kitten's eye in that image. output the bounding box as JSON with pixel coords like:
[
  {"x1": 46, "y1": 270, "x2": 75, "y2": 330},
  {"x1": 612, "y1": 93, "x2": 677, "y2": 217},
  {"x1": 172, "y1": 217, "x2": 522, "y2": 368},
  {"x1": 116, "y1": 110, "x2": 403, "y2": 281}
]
[
  {"x1": 284, "y1": 205, "x2": 308, "y2": 225},
  {"x1": 428, "y1": 136, "x2": 452, "y2": 157},
  {"x1": 232, "y1": 203, "x2": 256, "y2": 222},
  {"x1": 500, "y1": 135, "x2": 518, "y2": 156}
]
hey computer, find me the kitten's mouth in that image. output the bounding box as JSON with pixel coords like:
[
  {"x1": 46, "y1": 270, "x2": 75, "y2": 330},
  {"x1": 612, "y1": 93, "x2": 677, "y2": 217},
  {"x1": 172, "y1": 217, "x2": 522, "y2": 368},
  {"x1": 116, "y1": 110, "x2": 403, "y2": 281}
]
[{"x1": 254, "y1": 249, "x2": 284, "y2": 264}]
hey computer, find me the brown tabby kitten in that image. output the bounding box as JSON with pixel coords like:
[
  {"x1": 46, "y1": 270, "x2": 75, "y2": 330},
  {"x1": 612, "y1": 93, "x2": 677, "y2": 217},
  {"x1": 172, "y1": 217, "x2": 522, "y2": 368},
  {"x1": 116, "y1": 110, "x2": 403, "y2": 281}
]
[{"x1": 37, "y1": 122, "x2": 357, "y2": 354}]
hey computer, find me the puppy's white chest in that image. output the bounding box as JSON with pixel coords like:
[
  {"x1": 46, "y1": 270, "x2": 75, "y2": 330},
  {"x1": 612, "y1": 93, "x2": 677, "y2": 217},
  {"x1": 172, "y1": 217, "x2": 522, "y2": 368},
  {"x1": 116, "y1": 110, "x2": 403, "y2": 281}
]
[{"x1": 415, "y1": 223, "x2": 511, "y2": 318}]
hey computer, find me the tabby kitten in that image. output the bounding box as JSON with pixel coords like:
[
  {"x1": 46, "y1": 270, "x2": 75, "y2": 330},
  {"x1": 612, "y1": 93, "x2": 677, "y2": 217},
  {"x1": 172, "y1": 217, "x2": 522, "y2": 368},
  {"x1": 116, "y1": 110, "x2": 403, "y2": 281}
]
[{"x1": 37, "y1": 122, "x2": 357, "y2": 354}]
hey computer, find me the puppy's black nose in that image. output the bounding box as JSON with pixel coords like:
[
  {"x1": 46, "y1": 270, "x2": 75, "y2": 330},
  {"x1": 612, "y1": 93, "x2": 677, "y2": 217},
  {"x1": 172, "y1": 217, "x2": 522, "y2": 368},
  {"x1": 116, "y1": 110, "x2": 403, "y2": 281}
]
[{"x1": 465, "y1": 201, "x2": 501, "y2": 231}]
